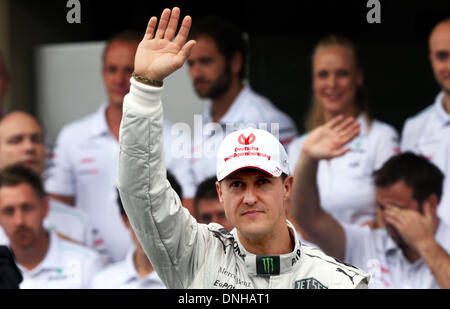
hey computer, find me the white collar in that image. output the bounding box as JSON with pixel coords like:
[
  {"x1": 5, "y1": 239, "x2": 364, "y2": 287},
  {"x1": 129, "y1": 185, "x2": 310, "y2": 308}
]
[
  {"x1": 433, "y1": 91, "x2": 450, "y2": 127},
  {"x1": 18, "y1": 231, "x2": 63, "y2": 276},
  {"x1": 89, "y1": 103, "x2": 113, "y2": 138}
]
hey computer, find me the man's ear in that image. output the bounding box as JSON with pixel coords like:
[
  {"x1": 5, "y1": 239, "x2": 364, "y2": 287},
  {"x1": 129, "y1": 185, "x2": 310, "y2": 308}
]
[
  {"x1": 231, "y1": 51, "x2": 243, "y2": 76},
  {"x1": 216, "y1": 181, "x2": 224, "y2": 205},
  {"x1": 423, "y1": 193, "x2": 439, "y2": 216},
  {"x1": 42, "y1": 196, "x2": 49, "y2": 218},
  {"x1": 356, "y1": 69, "x2": 364, "y2": 87},
  {"x1": 283, "y1": 176, "x2": 294, "y2": 200},
  {"x1": 121, "y1": 214, "x2": 131, "y2": 229}
]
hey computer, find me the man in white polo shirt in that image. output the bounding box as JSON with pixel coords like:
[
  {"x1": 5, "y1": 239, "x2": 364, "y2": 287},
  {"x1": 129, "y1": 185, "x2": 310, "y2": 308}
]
[
  {"x1": 401, "y1": 18, "x2": 450, "y2": 226},
  {"x1": 181, "y1": 16, "x2": 298, "y2": 202},
  {"x1": 0, "y1": 111, "x2": 93, "y2": 249},
  {"x1": 0, "y1": 165, "x2": 102, "y2": 289},
  {"x1": 292, "y1": 116, "x2": 450, "y2": 288}
]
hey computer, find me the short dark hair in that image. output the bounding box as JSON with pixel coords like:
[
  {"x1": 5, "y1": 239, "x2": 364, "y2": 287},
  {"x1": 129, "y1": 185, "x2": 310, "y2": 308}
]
[
  {"x1": 373, "y1": 152, "x2": 444, "y2": 205},
  {"x1": 102, "y1": 30, "x2": 141, "y2": 64},
  {"x1": 167, "y1": 171, "x2": 183, "y2": 201},
  {"x1": 117, "y1": 170, "x2": 183, "y2": 216},
  {"x1": 194, "y1": 176, "x2": 219, "y2": 217},
  {"x1": 188, "y1": 16, "x2": 247, "y2": 80},
  {"x1": 0, "y1": 164, "x2": 45, "y2": 199}
]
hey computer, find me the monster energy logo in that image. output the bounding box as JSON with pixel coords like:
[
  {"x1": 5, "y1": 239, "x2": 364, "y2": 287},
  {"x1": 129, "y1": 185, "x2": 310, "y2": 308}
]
[
  {"x1": 262, "y1": 257, "x2": 274, "y2": 273},
  {"x1": 256, "y1": 255, "x2": 280, "y2": 275}
]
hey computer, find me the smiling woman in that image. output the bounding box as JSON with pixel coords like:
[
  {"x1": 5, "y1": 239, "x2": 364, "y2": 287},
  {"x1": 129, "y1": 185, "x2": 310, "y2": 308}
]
[
  {"x1": 288, "y1": 35, "x2": 400, "y2": 227},
  {"x1": 309, "y1": 36, "x2": 366, "y2": 129}
]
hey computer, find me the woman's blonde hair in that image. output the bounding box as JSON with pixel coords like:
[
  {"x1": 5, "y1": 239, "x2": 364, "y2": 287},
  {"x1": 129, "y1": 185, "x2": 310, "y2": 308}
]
[{"x1": 306, "y1": 35, "x2": 370, "y2": 131}]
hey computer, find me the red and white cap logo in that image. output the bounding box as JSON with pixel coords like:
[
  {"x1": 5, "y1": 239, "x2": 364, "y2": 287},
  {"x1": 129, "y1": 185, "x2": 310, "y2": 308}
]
[
  {"x1": 216, "y1": 127, "x2": 290, "y2": 181},
  {"x1": 238, "y1": 133, "x2": 256, "y2": 145}
]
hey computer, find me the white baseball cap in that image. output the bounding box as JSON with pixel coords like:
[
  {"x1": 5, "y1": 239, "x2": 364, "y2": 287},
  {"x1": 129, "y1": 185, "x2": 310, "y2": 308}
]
[{"x1": 216, "y1": 127, "x2": 290, "y2": 181}]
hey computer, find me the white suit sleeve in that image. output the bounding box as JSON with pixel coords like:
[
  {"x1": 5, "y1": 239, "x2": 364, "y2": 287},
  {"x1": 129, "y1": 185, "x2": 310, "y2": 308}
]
[{"x1": 117, "y1": 79, "x2": 209, "y2": 288}]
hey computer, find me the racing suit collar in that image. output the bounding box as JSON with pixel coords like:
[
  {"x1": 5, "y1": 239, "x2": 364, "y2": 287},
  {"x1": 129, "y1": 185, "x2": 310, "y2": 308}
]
[{"x1": 232, "y1": 220, "x2": 303, "y2": 276}]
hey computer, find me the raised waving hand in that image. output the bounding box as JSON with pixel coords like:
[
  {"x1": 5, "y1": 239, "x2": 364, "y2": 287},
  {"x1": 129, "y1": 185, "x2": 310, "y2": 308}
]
[
  {"x1": 134, "y1": 7, "x2": 196, "y2": 83},
  {"x1": 291, "y1": 115, "x2": 360, "y2": 261},
  {"x1": 302, "y1": 115, "x2": 360, "y2": 161}
]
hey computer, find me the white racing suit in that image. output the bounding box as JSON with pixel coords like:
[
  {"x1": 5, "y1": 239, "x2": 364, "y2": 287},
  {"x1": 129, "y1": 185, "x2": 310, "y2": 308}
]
[{"x1": 117, "y1": 79, "x2": 370, "y2": 289}]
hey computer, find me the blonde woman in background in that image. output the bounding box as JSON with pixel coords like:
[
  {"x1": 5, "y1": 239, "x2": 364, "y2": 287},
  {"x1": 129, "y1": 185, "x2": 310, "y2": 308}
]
[{"x1": 288, "y1": 35, "x2": 399, "y2": 228}]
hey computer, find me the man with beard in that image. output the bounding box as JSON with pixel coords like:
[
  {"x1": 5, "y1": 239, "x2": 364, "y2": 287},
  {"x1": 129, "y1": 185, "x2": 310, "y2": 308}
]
[
  {"x1": 291, "y1": 116, "x2": 450, "y2": 288},
  {"x1": 401, "y1": 18, "x2": 450, "y2": 227},
  {"x1": 0, "y1": 165, "x2": 102, "y2": 288},
  {"x1": 181, "y1": 16, "x2": 298, "y2": 199}
]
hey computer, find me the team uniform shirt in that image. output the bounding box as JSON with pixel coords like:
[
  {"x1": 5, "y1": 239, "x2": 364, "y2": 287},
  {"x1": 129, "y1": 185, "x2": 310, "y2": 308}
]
[
  {"x1": 19, "y1": 231, "x2": 103, "y2": 289},
  {"x1": 288, "y1": 115, "x2": 399, "y2": 225},
  {"x1": 44, "y1": 198, "x2": 93, "y2": 247},
  {"x1": 45, "y1": 103, "x2": 182, "y2": 263},
  {"x1": 45, "y1": 103, "x2": 132, "y2": 263},
  {"x1": 401, "y1": 91, "x2": 450, "y2": 225},
  {"x1": 182, "y1": 85, "x2": 298, "y2": 198},
  {"x1": 116, "y1": 80, "x2": 369, "y2": 289},
  {"x1": 90, "y1": 247, "x2": 166, "y2": 289},
  {"x1": 344, "y1": 222, "x2": 450, "y2": 289}
]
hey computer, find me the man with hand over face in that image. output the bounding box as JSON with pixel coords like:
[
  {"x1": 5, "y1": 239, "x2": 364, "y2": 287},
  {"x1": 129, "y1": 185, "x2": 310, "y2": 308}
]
[{"x1": 291, "y1": 115, "x2": 450, "y2": 288}]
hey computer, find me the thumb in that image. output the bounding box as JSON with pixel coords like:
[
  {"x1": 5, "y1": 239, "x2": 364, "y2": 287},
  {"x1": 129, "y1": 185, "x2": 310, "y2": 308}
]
[
  {"x1": 173, "y1": 40, "x2": 196, "y2": 70},
  {"x1": 331, "y1": 147, "x2": 351, "y2": 158}
]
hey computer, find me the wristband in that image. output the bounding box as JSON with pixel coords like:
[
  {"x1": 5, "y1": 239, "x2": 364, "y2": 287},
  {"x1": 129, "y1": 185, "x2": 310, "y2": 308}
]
[{"x1": 132, "y1": 72, "x2": 164, "y2": 87}]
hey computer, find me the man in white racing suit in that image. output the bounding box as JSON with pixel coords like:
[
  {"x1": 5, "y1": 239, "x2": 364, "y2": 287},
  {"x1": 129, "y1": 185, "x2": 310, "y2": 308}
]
[{"x1": 117, "y1": 7, "x2": 369, "y2": 289}]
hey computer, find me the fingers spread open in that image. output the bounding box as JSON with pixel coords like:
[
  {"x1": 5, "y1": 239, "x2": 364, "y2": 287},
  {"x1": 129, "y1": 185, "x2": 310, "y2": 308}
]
[
  {"x1": 325, "y1": 115, "x2": 345, "y2": 129},
  {"x1": 335, "y1": 117, "x2": 357, "y2": 132},
  {"x1": 164, "y1": 7, "x2": 180, "y2": 41},
  {"x1": 339, "y1": 122, "x2": 360, "y2": 144},
  {"x1": 155, "y1": 8, "x2": 171, "y2": 39},
  {"x1": 173, "y1": 15, "x2": 193, "y2": 47},
  {"x1": 144, "y1": 17, "x2": 158, "y2": 40}
]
